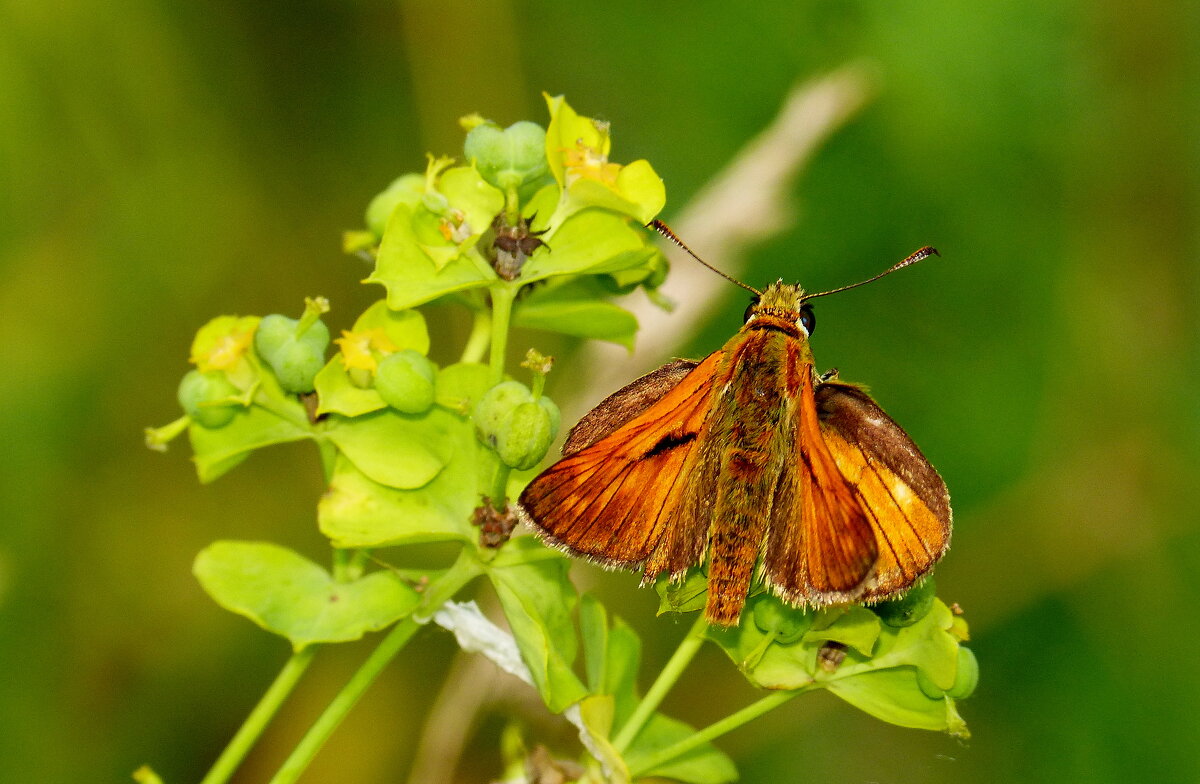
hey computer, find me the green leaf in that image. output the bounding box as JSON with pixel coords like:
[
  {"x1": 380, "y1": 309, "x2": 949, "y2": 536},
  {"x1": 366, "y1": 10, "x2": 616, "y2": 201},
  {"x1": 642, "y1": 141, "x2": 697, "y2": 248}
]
[
  {"x1": 487, "y1": 538, "x2": 588, "y2": 712},
  {"x1": 513, "y1": 278, "x2": 639, "y2": 349},
  {"x1": 438, "y1": 165, "x2": 506, "y2": 235},
  {"x1": 824, "y1": 667, "x2": 969, "y2": 737},
  {"x1": 705, "y1": 595, "x2": 971, "y2": 736},
  {"x1": 324, "y1": 408, "x2": 455, "y2": 489},
  {"x1": 434, "y1": 362, "x2": 493, "y2": 414},
  {"x1": 366, "y1": 205, "x2": 497, "y2": 310},
  {"x1": 355, "y1": 300, "x2": 431, "y2": 352},
  {"x1": 543, "y1": 93, "x2": 609, "y2": 188},
  {"x1": 829, "y1": 601, "x2": 959, "y2": 690},
  {"x1": 808, "y1": 605, "x2": 882, "y2": 657},
  {"x1": 188, "y1": 404, "x2": 311, "y2": 483},
  {"x1": 522, "y1": 210, "x2": 653, "y2": 282},
  {"x1": 194, "y1": 541, "x2": 420, "y2": 650},
  {"x1": 655, "y1": 568, "x2": 709, "y2": 615},
  {"x1": 579, "y1": 593, "x2": 611, "y2": 694},
  {"x1": 317, "y1": 455, "x2": 476, "y2": 548},
  {"x1": 313, "y1": 358, "x2": 387, "y2": 417},
  {"x1": 564, "y1": 160, "x2": 666, "y2": 225}
]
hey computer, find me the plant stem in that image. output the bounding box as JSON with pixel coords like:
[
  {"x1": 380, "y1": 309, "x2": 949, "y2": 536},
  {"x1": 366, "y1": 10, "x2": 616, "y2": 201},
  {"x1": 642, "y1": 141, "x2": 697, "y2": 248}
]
[
  {"x1": 612, "y1": 613, "x2": 709, "y2": 753},
  {"x1": 266, "y1": 553, "x2": 481, "y2": 784},
  {"x1": 460, "y1": 307, "x2": 492, "y2": 364},
  {"x1": 487, "y1": 283, "x2": 517, "y2": 385},
  {"x1": 490, "y1": 463, "x2": 512, "y2": 508},
  {"x1": 503, "y1": 184, "x2": 521, "y2": 225},
  {"x1": 625, "y1": 686, "x2": 813, "y2": 779},
  {"x1": 267, "y1": 619, "x2": 422, "y2": 784},
  {"x1": 198, "y1": 646, "x2": 317, "y2": 784}
]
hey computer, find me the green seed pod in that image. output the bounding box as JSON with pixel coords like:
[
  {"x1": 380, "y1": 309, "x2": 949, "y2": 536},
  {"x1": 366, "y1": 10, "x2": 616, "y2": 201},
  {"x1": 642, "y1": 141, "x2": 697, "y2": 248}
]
[
  {"x1": 255, "y1": 312, "x2": 330, "y2": 394},
  {"x1": 271, "y1": 341, "x2": 325, "y2": 394},
  {"x1": 255, "y1": 314, "x2": 330, "y2": 363},
  {"x1": 536, "y1": 395, "x2": 561, "y2": 437},
  {"x1": 365, "y1": 173, "x2": 425, "y2": 238},
  {"x1": 253, "y1": 314, "x2": 296, "y2": 362},
  {"x1": 871, "y1": 577, "x2": 937, "y2": 627},
  {"x1": 947, "y1": 646, "x2": 978, "y2": 699},
  {"x1": 497, "y1": 400, "x2": 556, "y2": 471},
  {"x1": 473, "y1": 381, "x2": 534, "y2": 445},
  {"x1": 751, "y1": 595, "x2": 812, "y2": 645},
  {"x1": 464, "y1": 121, "x2": 549, "y2": 191},
  {"x1": 374, "y1": 350, "x2": 437, "y2": 414},
  {"x1": 177, "y1": 369, "x2": 240, "y2": 429}
]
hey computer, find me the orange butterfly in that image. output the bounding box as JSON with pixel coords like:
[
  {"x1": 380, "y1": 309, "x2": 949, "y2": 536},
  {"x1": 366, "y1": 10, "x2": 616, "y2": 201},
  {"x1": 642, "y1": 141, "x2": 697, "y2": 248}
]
[{"x1": 517, "y1": 222, "x2": 951, "y2": 626}]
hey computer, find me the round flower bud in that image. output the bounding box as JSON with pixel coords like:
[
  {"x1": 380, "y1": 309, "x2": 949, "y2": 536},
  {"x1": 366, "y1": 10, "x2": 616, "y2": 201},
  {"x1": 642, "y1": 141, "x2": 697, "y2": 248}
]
[
  {"x1": 177, "y1": 369, "x2": 240, "y2": 429},
  {"x1": 947, "y1": 646, "x2": 979, "y2": 699},
  {"x1": 464, "y1": 121, "x2": 549, "y2": 191},
  {"x1": 473, "y1": 381, "x2": 535, "y2": 444},
  {"x1": 374, "y1": 350, "x2": 437, "y2": 414},
  {"x1": 536, "y1": 395, "x2": 561, "y2": 437},
  {"x1": 871, "y1": 577, "x2": 937, "y2": 627},
  {"x1": 496, "y1": 400, "x2": 556, "y2": 471},
  {"x1": 255, "y1": 313, "x2": 330, "y2": 394},
  {"x1": 751, "y1": 595, "x2": 812, "y2": 645},
  {"x1": 917, "y1": 645, "x2": 978, "y2": 700},
  {"x1": 270, "y1": 341, "x2": 325, "y2": 394}
]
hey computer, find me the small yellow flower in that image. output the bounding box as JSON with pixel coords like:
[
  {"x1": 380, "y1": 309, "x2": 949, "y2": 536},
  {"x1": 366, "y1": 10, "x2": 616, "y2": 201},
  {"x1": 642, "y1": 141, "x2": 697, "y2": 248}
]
[
  {"x1": 335, "y1": 328, "x2": 398, "y2": 372},
  {"x1": 438, "y1": 209, "x2": 471, "y2": 243},
  {"x1": 562, "y1": 137, "x2": 621, "y2": 186},
  {"x1": 190, "y1": 321, "x2": 255, "y2": 372}
]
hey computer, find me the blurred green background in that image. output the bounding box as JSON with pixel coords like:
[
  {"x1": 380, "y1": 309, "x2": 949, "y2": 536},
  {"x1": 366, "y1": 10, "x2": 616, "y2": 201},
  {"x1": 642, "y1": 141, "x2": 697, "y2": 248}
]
[{"x1": 2, "y1": 1, "x2": 1196, "y2": 782}]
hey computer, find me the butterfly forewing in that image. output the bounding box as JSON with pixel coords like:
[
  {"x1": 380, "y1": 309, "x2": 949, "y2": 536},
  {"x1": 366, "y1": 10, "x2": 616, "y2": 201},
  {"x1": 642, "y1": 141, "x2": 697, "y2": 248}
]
[{"x1": 518, "y1": 353, "x2": 724, "y2": 569}]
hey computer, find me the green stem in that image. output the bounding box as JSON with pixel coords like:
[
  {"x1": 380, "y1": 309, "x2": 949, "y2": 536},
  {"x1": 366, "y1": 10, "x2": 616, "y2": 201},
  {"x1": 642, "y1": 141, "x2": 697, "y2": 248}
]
[
  {"x1": 460, "y1": 307, "x2": 492, "y2": 364},
  {"x1": 503, "y1": 185, "x2": 521, "y2": 225},
  {"x1": 266, "y1": 552, "x2": 481, "y2": 784},
  {"x1": 267, "y1": 620, "x2": 421, "y2": 784},
  {"x1": 487, "y1": 283, "x2": 517, "y2": 385},
  {"x1": 612, "y1": 613, "x2": 709, "y2": 753},
  {"x1": 625, "y1": 687, "x2": 813, "y2": 779},
  {"x1": 491, "y1": 462, "x2": 512, "y2": 508},
  {"x1": 198, "y1": 647, "x2": 318, "y2": 784}
]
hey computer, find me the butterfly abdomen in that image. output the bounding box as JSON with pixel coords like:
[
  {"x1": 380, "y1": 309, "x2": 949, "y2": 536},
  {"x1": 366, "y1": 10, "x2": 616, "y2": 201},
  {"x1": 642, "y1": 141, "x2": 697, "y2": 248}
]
[{"x1": 703, "y1": 328, "x2": 796, "y2": 625}]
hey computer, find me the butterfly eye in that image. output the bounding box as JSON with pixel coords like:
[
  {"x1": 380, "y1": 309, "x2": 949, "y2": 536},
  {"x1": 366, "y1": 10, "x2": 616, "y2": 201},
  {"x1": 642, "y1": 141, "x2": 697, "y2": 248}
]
[
  {"x1": 799, "y1": 304, "x2": 816, "y2": 335},
  {"x1": 743, "y1": 297, "x2": 761, "y2": 323}
]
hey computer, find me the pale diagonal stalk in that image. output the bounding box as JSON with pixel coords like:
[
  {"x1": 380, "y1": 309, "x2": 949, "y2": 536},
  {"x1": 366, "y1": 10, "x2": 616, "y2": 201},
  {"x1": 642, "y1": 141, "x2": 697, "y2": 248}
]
[
  {"x1": 266, "y1": 552, "x2": 482, "y2": 784},
  {"x1": 612, "y1": 613, "x2": 709, "y2": 753},
  {"x1": 198, "y1": 646, "x2": 318, "y2": 784},
  {"x1": 625, "y1": 686, "x2": 814, "y2": 779}
]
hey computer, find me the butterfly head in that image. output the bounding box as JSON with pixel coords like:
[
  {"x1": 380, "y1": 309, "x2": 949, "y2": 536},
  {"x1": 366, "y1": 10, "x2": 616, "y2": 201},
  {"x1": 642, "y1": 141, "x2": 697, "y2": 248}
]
[{"x1": 744, "y1": 281, "x2": 816, "y2": 336}]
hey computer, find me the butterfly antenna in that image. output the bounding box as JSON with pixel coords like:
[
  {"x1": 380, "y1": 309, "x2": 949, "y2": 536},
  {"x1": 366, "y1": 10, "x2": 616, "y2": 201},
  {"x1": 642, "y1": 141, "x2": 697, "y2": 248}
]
[
  {"x1": 648, "y1": 220, "x2": 761, "y2": 296},
  {"x1": 804, "y1": 246, "x2": 940, "y2": 300}
]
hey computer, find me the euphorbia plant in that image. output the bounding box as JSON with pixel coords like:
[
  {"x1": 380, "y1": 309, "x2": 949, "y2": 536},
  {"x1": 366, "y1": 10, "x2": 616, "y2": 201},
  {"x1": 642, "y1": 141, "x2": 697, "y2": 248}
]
[{"x1": 145, "y1": 95, "x2": 974, "y2": 784}]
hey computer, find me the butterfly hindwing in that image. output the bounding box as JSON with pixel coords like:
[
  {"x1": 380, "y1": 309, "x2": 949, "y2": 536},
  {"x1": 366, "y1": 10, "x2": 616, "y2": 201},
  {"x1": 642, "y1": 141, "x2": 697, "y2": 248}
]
[
  {"x1": 815, "y1": 381, "x2": 951, "y2": 599},
  {"x1": 518, "y1": 353, "x2": 724, "y2": 569},
  {"x1": 763, "y1": 366, "x2": 879, "y2": 607}
]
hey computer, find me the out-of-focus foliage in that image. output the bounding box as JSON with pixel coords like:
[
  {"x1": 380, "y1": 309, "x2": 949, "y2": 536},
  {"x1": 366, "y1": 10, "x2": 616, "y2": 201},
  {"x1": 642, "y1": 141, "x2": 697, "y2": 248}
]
[{"x1": 0, "y1": 1, "x2": 1195, "y2": 783}]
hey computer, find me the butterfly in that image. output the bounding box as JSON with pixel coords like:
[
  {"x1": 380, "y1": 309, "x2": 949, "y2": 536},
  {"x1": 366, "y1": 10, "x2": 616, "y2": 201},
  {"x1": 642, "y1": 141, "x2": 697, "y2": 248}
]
[{"x1": 517, "y1": 222, "x2": 952, "y2": 626}]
